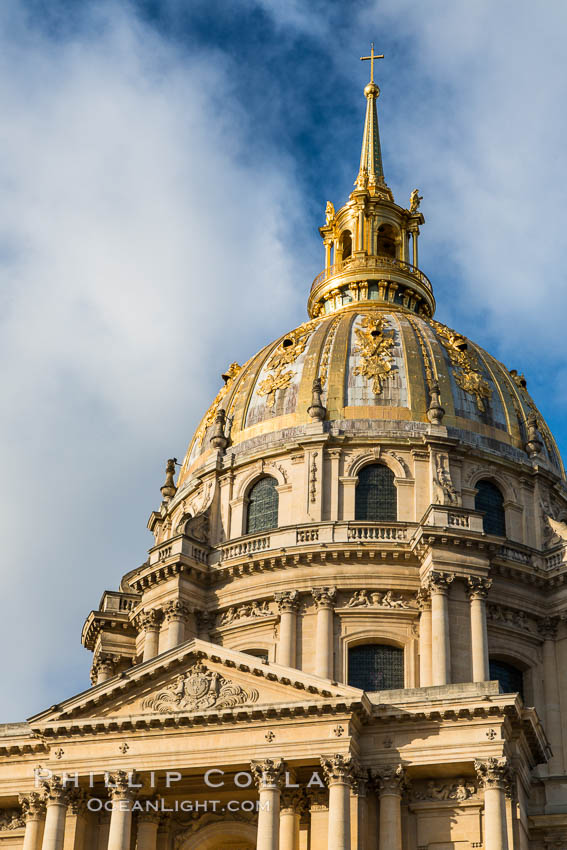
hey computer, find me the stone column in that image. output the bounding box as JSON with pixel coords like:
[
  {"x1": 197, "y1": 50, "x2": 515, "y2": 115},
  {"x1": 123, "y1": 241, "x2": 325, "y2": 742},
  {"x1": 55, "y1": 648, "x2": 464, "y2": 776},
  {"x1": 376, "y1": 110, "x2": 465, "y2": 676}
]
[
  {"x1": 106, "y1": 771, "x2": 138, "y2": 850},
  {"x1": 320, "y1": 754, "x2": 355, "y2": 850},
  {"x1": 155, "y1": 817, "x2": 170, "y2": 850},
  {"x1": 351, "y1": 776, "x2": 368, "y2": 850},
  {"x1": 417, "y1": 588, "x2": 432, "y2": 687},
  {"x1": 136, "y1": 810, "x2": 160, "y2": 850},
  {"x1": 467, "y1": 577, "x2": 492, "y2": 682},
  {"x1": 40, "y1": 777, "x2": 71, "y2": 850},
  {"x1": 163, "y1": 601, "x2": 190, "y2": 651},
  {"x1": 279, "y1": 790, "x2": 302, "y2": 850},
  {"x1": 411, "y1": 229, "x2": 419, "y2": 267},
  {"x1": 540, "y1": 617, "x2": 564, "y2": 774},
  {"x1": 306, "y1": 791, "x2": 328, "y2": 850},
  {"x1": 64, "y1": 791, "x2": 89, "y2": 850},
  {"x1": 135, "y1": 610, "x2": 162, "y2": 662},
  {"x1": 251, "y1": 759, "x2": 284, "y2": 850},
  {"x1": 92, "y1": 654, "x2": 120, "y2": 685},
  {"x1": 428, "y1": 571, "x2": 454, "y2": 686},
  {"x1": 311, "y1": 588, "x2": 336, "y2": 680},
  {"x1": 274, "y1": 591, "x2": 299, "y2": 668},
  {"x1": 376, "y1": 764, "x2": 405, "y2": 850},
  {"x1": 475, "y1": 758, "x2": 511, "y2": 850},
  {"x1": 20, "y1": 792, "x2": 46, "y2": 850}
]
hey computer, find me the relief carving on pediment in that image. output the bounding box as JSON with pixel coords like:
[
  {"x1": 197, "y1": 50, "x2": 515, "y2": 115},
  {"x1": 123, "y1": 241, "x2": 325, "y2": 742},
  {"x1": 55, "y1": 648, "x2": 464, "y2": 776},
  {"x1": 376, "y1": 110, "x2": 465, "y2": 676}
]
[{"x1": 141, "y1": 661, "x2": 259, "y2": 714}]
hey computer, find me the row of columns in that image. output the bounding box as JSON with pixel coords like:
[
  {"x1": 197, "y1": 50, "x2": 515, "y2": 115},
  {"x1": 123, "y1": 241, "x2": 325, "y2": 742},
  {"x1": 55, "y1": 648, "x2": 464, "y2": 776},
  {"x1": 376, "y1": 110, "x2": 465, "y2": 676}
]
[
  {"x1": 418, "y1": 572, "x2": 492, "y2": 687},
  {"x1": 275, "y1": 574, "x2": 491, "y2": 687},
  {"x1": 135, "y1": 603, "x2": 193, "y2": 665},
  {"x1": 275, "y1": 588, "x2": 335, "y2": 678},
  {"x1": 251, "y1": 756, "x2": 512, "y2": 850},
  {"x1": 322, "y1": 222, "x2": 420, "y2": 269},
  {"x1": 92, "y1": 601, "x2": 197, "y2": 685},
  {"x1": 19, "y1": 774, "x2": 164, "y2": 850},
  {"x1": 19, "y1": 759, "x2": 513, "y2": 850}
]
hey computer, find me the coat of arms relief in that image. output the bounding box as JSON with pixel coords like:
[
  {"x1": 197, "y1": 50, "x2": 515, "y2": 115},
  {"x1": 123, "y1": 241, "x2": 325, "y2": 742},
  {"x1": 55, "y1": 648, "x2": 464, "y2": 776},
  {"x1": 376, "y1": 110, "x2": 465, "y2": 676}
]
[{"x1": 141, "y1": 661, "x2": 259, "y2": 714}]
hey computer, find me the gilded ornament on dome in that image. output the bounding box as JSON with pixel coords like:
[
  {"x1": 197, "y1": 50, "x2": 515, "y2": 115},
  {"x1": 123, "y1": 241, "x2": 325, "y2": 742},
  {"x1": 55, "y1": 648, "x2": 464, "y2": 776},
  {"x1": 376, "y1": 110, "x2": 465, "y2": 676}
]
[
  {"x1": 194, "y1": 362, "x2": 241, "y2": 446},
  {"x1": 256, "y1": 320, "x2": 319, "y2": 408},
  {"x1": 352, "y1": 314, "x2": 395, "y2": 395},
  {"x1": 430, "y1": 320, "x2": 492, "y2": 412}
]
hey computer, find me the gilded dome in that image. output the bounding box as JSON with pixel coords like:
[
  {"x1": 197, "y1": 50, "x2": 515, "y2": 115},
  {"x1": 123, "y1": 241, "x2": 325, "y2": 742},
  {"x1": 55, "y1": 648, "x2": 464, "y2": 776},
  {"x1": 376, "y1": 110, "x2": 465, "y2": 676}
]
[
  {"x1": 177, "y1": 75, "x2": 563, "y2": 490},
  {"x1": 179, "y1": 303, "x2": 563, "y2": 486}
]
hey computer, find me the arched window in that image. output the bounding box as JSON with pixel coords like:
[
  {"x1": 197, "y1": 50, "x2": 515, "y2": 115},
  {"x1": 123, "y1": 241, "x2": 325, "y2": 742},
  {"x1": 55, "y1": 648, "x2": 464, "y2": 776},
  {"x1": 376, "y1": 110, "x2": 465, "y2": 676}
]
[
  {"x1": 340, "y1": 230, "x2": 352, "y2": 260},
  {"x1": 475, "y1": 480, "x2": 506, "y2": 536},
  {"x1": 242, "y1": 648, "x2": 269, "y2": 664},
  {"x1": 489, "y1": 659, "x2": 524, "y2": 699},
  {"x1": 348, "y1": 644, "x2": 404, "y2": 691},
  {"x1": 376, "y1": 223, "x2": 397, "y2": 258},
  {"x1": 355, "y1": 464, "x2": 397, "y2": 521},
  {"x1": 246, "y1": 476, "x2": 279, "y2": 534}
]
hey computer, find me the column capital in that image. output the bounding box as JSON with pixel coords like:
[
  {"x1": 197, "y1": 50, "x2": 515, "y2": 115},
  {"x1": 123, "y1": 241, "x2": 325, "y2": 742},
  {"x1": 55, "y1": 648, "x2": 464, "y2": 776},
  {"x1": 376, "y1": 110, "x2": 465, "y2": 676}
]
[
  {"x1": 250, "y1": 758, "x2": 285, "y2": 790},
  {"x1": 539, "y1": 616, "x2": 559, "y2": 640},
  {"x1": 280, "y1": 788, "x2": 305, "y2": 815},
  {"x1": 466, "y1": 576, "x2": 492, "y2": 601},
  {"x1": 163, "y1": 601, "x2": 190, "y2": 623},
  {"x1": 67, "y1": 789, "x2": 89, "y2": 817},
  {"x1": 134, "y1": 609, "x2": 162, "y2": 633},
  {"x1": 41, "y1": 776, "x2": 72, "y2": 806},
  {"x1": 311, "y1": 586, "x2": 336, "y2": 609},
  {"x1": 474, "y1": 757, "x2": 513, "y2": 793},
  {"x1": 416, "y1": 587, "x2": 431, "y2": 611},
  {"x1": 137, "y1": 803, "x2": 161, "y2": 825},
  {"x1": 274, "y1": 590, "x2": 299, "y2": 613},
  {"x1": 374, "y1": 764, "x2": 407, "y2": 796},
  {"x1": 307, "y1": 788, "x2": 328, "y2": 812},
  {"x1": 18, "y1": 792, "x2": 46, "y2": 820},
  {"x1": 320, "y1": 753, "x2": 357, "y2": 787},
  {"x1": 91, "y1": 652, "x2": 122, "y2": 684},
  {"x1": 427, "y1": 570, "x2": 454, "y2": 595},
  {"x1": 106, "y1": 771, "x2": 140, "y2": 802}
]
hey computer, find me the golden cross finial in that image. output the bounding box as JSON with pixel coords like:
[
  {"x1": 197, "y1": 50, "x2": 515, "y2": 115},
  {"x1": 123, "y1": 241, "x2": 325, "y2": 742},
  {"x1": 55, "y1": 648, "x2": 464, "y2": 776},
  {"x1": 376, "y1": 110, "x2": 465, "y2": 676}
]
[{"x1": 360, "y1": 43, "x2": 384, "y2": 84}]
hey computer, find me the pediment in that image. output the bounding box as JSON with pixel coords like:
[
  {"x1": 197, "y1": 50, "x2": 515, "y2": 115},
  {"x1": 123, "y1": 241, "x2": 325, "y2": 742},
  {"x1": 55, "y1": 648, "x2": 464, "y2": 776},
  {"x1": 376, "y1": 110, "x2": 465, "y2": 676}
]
[{"x1": 29, "y1": 640, "x2": 365, "y2": 727}]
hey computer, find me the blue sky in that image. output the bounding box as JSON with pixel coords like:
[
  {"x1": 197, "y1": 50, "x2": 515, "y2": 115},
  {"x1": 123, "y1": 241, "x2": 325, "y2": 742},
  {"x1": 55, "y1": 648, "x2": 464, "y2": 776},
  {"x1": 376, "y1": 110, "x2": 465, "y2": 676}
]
[{"x1": 1, "y1": 0, "x2": 567, "y2": 721}]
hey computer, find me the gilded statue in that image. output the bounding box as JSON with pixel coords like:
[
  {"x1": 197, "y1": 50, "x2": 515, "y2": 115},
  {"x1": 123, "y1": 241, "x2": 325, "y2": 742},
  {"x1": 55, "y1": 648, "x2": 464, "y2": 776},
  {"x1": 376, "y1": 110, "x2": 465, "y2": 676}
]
[{"x1": 409, "y1": 188, "x2": 423, "y2": 213}]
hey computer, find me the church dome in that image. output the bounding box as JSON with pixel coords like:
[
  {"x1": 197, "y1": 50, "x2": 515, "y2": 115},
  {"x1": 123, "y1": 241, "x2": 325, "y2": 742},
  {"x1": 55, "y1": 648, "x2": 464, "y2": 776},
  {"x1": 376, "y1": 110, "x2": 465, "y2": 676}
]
[
  {"x1": 179, "y1": 304, "x2": 563, "y2": 487},
  {"x1": 178, "y1": 67, "x2": 563, "y2": 491}
]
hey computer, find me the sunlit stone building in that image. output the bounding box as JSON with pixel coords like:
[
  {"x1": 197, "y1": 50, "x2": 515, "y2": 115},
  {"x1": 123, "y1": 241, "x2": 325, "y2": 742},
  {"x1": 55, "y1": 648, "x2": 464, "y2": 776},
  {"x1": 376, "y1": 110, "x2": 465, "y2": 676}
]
[{"x1": 2, "y1": 59, "x2": 567, "y2": 850}]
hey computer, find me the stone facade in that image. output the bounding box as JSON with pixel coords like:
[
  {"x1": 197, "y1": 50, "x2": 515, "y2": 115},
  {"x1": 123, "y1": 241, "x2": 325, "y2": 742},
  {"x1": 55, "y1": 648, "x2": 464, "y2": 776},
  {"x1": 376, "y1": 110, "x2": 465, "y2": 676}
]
[{"x1": 1, "y1": 62, "x2": 567, "y2": 850}]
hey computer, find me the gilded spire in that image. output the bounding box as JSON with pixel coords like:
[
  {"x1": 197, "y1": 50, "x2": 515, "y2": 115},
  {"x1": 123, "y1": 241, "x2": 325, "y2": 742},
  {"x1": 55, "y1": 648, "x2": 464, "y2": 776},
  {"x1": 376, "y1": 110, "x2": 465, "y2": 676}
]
[{"x1": 356, "y1": 45, "x2": 392, "y2": 200}]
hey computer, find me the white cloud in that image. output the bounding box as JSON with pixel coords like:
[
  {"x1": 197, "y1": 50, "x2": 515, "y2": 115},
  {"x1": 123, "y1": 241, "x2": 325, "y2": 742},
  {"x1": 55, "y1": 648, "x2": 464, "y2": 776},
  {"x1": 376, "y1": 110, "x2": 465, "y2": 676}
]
[{"x1": 0, "y1": 1, "x2": 306, "y2": 720}]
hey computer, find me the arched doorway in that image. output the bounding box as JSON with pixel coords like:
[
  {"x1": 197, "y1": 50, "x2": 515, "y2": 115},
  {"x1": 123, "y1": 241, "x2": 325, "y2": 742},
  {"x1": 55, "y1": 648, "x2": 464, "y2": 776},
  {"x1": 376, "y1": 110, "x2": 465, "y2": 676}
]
[{"x1": 181, "y1": 820, "x2": 256, "y2": 850}]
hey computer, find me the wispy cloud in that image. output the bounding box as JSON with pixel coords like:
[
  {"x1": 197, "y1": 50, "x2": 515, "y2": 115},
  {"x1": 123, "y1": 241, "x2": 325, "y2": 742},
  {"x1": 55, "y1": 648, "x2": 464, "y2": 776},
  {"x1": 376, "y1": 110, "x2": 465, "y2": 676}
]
[{"x1": 0, "y1": 0, "x2": 306, "y2": 720}]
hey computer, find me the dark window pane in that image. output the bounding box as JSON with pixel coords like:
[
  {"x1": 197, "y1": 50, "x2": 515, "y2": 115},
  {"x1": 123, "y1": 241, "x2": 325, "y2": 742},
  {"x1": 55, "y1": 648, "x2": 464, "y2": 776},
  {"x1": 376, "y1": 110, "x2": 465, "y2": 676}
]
[
  {"x1": 355, "y1": 464, "x2": 397, "y2": 521},
  {"x1": 246, "y1": 477, "x2": 279, "y2": 534},
  {"x1": 348, "y1": 644, "x2": 404, "y2": 691},
  {"x1": 490, "y1": 659, "x2": 524, "y2": 698},
  {"x1": 475, "y1": 480, "x2": 506, "y2": 536}
]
